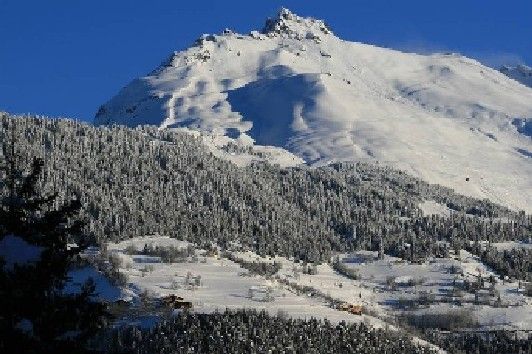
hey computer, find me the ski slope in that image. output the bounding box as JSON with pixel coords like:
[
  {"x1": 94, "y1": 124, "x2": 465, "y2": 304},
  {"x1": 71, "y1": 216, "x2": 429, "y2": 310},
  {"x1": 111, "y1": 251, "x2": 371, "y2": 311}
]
[{"x1": 96, "y1": 8, "x2": 532, "y2": 212}]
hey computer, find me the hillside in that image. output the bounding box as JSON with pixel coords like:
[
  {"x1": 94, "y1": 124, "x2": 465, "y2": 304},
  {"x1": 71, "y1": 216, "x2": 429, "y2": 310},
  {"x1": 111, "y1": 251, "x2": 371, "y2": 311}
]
[
  {"x1": 3, "y1": 114, "x2": 531, "y2": 352},
  {"x1": 95, "y1": 8, "x2": 532, "y2": 212},
  {"x1": 2, "y1": 114, "x2": 529, "y2": 264},
  {"x1": 500, "y1": 64, "x2": 532, "y2": 88}
]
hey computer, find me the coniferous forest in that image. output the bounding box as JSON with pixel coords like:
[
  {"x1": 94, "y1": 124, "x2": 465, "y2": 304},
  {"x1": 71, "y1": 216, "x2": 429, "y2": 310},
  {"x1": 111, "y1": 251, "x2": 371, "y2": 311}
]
[
  {"x1": 1, "y1": 113, "x2": 531, "y2": 354},
  {"x1": 1, "y1": 114, "x2": 529, "y2": 265},
  {"x1": 0, "y1": 141, "x2": 110, "y2": 353},
  {"x1": 107, "y1": 309, "x2": 436, "y2": 354}
]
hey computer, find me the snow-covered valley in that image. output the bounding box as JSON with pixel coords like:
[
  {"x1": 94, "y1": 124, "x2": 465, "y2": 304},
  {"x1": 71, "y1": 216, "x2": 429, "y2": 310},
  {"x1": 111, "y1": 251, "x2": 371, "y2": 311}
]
[{"x1": 80, "y1": 235, "x2": 531, "y2": 349}]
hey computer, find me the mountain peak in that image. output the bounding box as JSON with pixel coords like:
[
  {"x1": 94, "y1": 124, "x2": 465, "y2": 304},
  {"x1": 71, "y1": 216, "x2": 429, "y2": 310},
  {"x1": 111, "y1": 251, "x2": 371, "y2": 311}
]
[
  {"x1": 261, "y1": 8, "x2": 333, "y2": 39},
  {"x1": 95, "y1": 8, "x2": 532, "y2": 213}
]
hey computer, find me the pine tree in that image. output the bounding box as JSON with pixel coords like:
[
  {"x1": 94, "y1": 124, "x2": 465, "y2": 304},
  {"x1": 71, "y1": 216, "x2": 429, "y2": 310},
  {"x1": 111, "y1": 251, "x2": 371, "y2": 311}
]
[{"x1": 0, "y1": 128, "x2": 110, "y2": 354}]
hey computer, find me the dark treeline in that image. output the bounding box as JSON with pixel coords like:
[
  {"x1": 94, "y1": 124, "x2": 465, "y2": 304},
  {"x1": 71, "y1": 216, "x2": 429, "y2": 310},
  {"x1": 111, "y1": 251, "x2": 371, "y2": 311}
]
[
  {"x1": 222, "y1": 251, "x2": 283, "y2": 276},
  {"x1": 130, "y1": 243, "x2": 197, "y2": 263},
  {"x1": 0, "y1": 150, "x2": 110, "y2": 353},
  {"x1": 473, "y1": 245, "x2": 532, "y2": 282},
  {"x1": 105, "y1": 309, "x2": 436, "y2": 354},
  {"x1": 1, "y1": 114, "x2": 530, "y2": 263},
  {"x1": 424, "y1": 330, "x2": 532, "y2": 354}
]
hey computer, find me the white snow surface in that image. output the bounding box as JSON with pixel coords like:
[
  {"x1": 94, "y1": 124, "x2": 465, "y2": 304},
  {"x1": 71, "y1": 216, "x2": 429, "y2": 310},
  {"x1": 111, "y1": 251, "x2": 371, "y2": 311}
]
[
  {"x1": 342, "y1": 250, "x2": 532, "y2": 331},
  {"x1": 0, "y1": 235, "x2": 43, "y2": 270},
  {"x1": 107, "y1": 237, "x2": 385, "y2": 326},
  {"x1": 418, "y1": 200, "x2": 452, "y2": 217},
  {"x1": 64, "y1": 266, "x2": 124, "y2": 302},
  {"x1": 95, "y1": 8, "x2": 532, "y2": 212},
  {"x1": 491, "y1": 241, "x2": 532, "y2": 251}
]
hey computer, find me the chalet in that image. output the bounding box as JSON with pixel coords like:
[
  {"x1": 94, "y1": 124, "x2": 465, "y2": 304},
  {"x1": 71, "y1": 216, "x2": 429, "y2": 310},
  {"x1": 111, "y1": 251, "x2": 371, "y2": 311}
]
[
  {"x1": 132, "y1": 255, "x2": 161, "y2": 263},
  {"x1": 338, "y1": 303, "x2": 363, "y2": 315},
  {"x1": 161, "y1": 294, "x2": 193, "y2": 309},
  {"x1": 248, "y1": 285, "x2": 274, "y2": 302}
]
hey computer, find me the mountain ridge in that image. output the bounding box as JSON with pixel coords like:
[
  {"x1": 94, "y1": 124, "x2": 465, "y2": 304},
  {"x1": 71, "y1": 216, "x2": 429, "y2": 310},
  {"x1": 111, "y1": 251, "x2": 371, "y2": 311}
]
[
  {"x1": 500, "y1": 64, "x2": 532, "y2": 88},
  {"x1": 95, "y1": 8, "x2": 532, "y2": 212}
]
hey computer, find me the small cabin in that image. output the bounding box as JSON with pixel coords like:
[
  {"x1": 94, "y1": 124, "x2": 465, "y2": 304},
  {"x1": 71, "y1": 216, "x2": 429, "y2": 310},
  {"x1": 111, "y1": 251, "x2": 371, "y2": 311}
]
[
  {"x1": 338, "y1": 303, "x2": 363, "y2": 315},
  {"x1": 161, "y1": 294, "x2": 193, "y2": 309},
  {"x1": 132, "y1": 255, "x2": 161, "y2": 264},
  {"x1": 248, "y1": 285, "x2": 274, "y2": 302}
]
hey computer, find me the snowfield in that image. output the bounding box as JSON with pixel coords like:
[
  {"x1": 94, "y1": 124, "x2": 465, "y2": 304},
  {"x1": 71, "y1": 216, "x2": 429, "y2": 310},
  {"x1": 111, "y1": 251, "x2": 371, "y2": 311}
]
[
  {"x1": 96, "y1": 8, "x2": 532, "y2": 212},
  {"x1": 0, "y1": 235, "x2": 43, "y2": 270},
  {"x1": 102, "y1": 236, "x2": 531, "y2": 334},
  {"x1": 65, "y1": 266, "x2": 123, "y2": 302},
  {"x1": 342, "y1": 250, "x2": 532, "y2": 331},
  {"x1": 105, "y1": 236, "x2": 385, "y2": 326},
  {"x1": 418, "y1": 200, "x2": 452, "y2": 217},
  {"x1": 102, "y1": 236, "x2": 450, "y2": 352}
]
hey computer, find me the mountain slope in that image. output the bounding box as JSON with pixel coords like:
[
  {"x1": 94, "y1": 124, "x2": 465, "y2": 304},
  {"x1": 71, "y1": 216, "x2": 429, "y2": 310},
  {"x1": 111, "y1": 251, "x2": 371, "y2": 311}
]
[
  {"x1": 500, "y1": 64, "x2": 532, "y2": 88},
  {"x1": 95, "y1": 8, "x2": 532, "y2": 212},
  {"x1": 4, "y1": 113, "x2": 527, "y2": 264}
]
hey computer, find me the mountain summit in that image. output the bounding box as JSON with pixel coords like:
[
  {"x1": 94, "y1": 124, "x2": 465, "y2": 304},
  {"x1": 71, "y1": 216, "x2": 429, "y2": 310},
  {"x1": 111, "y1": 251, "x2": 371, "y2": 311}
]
[
  {"x1": 261, "y1": 8, "x2": 333, "y2": 38},
  {"x1": 95, "y1": 8, "x2": 532, "y2": 212}
]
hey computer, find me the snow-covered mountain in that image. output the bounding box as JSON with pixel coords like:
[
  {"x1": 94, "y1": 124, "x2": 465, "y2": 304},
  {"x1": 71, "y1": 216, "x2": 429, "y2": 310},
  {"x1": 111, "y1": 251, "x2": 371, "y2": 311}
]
[
  {"x1": 500, "y1": 64, "x2": 532, "y2": 88},
  {"x1": 95, "y1": 8, "x2": 532, "y2": 212}
]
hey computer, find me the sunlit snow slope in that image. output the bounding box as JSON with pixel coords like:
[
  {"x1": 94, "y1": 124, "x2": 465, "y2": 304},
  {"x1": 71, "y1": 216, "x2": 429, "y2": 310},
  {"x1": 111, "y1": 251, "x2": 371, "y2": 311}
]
[{"x1": 96, "y1": 8, "x2": 532, "y2": 212}]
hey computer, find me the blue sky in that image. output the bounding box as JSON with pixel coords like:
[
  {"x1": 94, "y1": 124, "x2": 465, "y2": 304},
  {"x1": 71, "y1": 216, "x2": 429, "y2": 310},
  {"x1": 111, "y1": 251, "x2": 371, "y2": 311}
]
[{"x1": 1, "y1": 0, "x2": 530, "y2": 121}]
